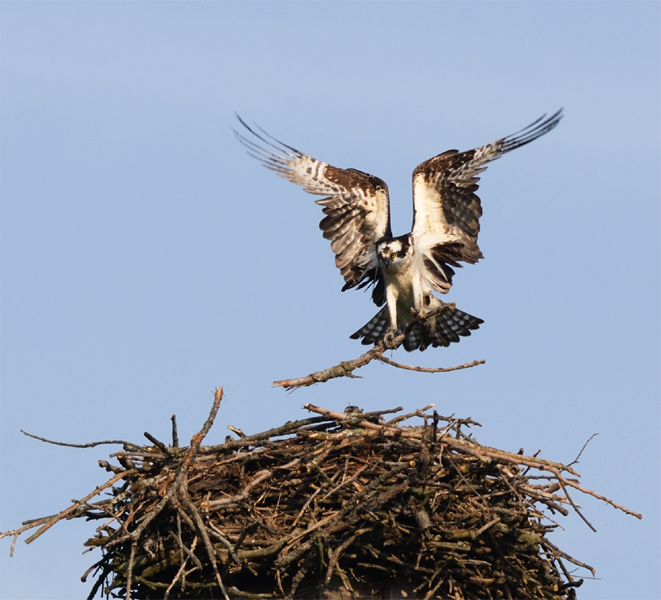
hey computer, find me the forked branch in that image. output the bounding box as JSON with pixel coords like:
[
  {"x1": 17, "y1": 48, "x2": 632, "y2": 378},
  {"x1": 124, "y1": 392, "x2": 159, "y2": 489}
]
[
  {"x1": 1, "y1": 394, "x2": 642, "y2": 600},
  {"x1": 273, "y1": 327, "x2": 484, "y2": 390}
]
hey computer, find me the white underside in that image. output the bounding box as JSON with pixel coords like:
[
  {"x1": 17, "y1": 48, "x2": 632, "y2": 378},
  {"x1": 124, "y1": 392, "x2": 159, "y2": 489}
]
[{"x1": 383, "y1": 256, "x2": 443, "y2": 332}]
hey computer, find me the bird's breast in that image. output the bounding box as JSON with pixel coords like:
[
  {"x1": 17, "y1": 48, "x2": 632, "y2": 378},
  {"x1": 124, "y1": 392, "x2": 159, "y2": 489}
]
[{"x1": 383, "y1": 260, "x2": 415, "y2": 296}]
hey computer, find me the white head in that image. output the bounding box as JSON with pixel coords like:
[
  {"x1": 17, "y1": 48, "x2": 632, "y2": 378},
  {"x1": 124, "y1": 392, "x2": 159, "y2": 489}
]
[{"x1": 376, "y1": 235, "x2": 413, "y2": 271}]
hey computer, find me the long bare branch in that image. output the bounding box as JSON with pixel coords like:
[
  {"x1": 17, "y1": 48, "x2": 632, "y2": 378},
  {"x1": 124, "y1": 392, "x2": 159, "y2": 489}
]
[
  {"x1": 273, "y1": 330, "x2": 484, "y2": 390},
  {"x1": 378, "y1": 356, "x2": 485, "y2": 373},
  {"x1": 20, "y1": 430, "x2": 142, "y2": 452}
]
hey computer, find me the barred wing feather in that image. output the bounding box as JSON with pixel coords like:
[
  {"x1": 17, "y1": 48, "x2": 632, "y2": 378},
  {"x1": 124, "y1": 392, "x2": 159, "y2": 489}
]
[
  {"x1": 411, "y1": 110, "x2": 563, "y2": 294},
  {"x1": 235, "y1": 117, "x2": 392, "y2": 304}
]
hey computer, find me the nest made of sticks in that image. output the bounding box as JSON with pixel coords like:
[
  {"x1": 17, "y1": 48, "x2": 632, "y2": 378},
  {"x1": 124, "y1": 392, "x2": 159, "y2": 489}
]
[{"x1": 2, "y1": 389, "x2": 641, "y2": 600}]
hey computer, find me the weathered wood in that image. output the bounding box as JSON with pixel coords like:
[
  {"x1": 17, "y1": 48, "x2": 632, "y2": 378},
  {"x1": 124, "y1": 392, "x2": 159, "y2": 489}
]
[{"x1": 1, "y1": 393, "x2": 641, "y2": 599}]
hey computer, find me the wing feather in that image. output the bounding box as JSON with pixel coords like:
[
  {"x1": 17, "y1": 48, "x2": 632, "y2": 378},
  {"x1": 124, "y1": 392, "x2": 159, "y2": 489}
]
[
  {"x1": 235, "y1": 116, "x2": 392, "y2": 293},
  {"x1": 411, "y1": 110, "x2": 563, "y2": 294}
]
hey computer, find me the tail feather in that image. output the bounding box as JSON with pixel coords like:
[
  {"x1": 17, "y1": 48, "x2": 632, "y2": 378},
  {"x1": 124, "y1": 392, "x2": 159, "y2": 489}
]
[
  {"x1": 405, "y1": 306, "x2": 483, "y2": 351},
  {"x1": 351, "y1": 305, "x2": 483, "y2": 352},
  {"x1": 349, "y1": 306, "x2": 390, "y2": 345}
]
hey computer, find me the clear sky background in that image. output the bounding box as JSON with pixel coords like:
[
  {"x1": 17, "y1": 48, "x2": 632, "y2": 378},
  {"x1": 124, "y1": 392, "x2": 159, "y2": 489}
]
[{"x1": 1, "y1": 2, "x2": 659, "y2": 599}]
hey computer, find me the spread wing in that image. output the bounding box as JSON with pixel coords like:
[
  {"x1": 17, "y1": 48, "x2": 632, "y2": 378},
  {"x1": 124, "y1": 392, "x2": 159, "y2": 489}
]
[
  {"x1": 411, "y1": 109, "x2": 563, "y2": 294},
  {"x1": 235, "y1": 116, "x2": 392, "y2": 304}
]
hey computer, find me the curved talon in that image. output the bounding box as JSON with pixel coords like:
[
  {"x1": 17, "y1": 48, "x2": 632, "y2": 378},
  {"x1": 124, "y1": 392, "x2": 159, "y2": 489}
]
[{"x1": 382, "y1": 328, "x2": 399, "y2": 350}]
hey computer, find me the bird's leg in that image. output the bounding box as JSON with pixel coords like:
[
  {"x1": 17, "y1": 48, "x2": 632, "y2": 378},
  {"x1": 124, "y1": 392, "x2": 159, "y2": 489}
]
[
  {"x1": 414, "y1": 302, "x2": 456, "y2": 321},
  {"x1": 382, "y1": 289, "x2": 400, "y2": 349}
]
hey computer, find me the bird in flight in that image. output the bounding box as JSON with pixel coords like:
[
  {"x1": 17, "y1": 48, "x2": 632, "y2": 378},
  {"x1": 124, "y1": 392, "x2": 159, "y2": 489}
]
[{"x1": 235, "y1": 110, "x2": 562, "y2": 351}]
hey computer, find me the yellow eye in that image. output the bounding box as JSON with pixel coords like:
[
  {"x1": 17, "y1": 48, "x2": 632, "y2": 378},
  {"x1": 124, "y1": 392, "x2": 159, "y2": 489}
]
[{"x1": 390, "y1": 252, "x2": 397, "y2": 259}]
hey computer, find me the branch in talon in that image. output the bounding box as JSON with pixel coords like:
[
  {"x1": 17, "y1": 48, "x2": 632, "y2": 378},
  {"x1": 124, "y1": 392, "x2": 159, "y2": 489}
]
[
  {"x1": 273, "y1": 329, "x2": 484, "y2": 389},
  {"x1": 382, "y1": 328, "x2": 400, "y2": 350}
]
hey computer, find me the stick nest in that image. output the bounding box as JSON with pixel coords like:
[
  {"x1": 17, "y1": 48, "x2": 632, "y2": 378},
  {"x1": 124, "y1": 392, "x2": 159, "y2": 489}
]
[{"x1": 1, "y1": 390, "x2": 641, "y2": 599}]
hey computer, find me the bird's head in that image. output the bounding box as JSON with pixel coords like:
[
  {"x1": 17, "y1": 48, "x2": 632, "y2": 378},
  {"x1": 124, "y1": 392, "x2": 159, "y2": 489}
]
[{"x1": 376, "y1": 235, "x2": 412, "y2": 271}]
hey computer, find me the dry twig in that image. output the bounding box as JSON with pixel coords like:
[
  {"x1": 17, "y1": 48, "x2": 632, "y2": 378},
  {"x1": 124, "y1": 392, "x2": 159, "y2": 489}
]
[
  {"x1": 273, "y1": 320, "x2": 485, "y2": 390},
  {"x1": 1, "y1": 395, "x2": 641, "y2": 599}
]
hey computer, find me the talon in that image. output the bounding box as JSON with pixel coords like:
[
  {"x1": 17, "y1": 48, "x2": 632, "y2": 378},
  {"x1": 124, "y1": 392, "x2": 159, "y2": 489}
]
[{"x1": 382, "y1": 328, "x2": 399, "y2": 350}]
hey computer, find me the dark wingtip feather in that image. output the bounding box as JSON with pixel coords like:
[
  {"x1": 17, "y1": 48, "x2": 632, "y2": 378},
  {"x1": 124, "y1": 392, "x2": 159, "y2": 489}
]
[
  {"x1": 501, "y1": 108, "x2": 564, "y2": 152},
  {"x1": 233, "y1": 114, "x2": 303, "y2": 161}
]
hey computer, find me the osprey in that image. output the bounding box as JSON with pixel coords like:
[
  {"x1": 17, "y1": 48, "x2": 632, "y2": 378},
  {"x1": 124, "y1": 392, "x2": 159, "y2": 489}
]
[{"x1": 236, "y1": 110, "x2": 562, "y2": 351}]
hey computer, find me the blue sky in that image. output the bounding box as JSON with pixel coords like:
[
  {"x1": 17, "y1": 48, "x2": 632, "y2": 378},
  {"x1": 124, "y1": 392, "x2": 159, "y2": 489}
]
[{"x1": 1, "y1": 2, "x2": 659, "y2": 599}]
